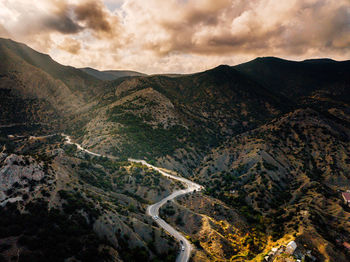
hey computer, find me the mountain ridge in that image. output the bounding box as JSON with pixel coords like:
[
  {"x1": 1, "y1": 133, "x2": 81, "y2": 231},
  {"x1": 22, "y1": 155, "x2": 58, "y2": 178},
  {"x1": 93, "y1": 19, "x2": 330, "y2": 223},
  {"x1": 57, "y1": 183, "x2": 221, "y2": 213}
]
[
  {"x1": 80, "y1": 67, "x2": 146, "y2": 81},
  {"x1": 0, "y1": 38, "x2": 350, "y2": 262}
]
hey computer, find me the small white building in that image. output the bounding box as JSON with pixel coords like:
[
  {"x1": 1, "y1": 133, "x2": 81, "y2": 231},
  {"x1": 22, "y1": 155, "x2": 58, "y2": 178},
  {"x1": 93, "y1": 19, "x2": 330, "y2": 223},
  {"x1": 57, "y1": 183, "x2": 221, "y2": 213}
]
[
  {"x1": 285, "y1": 240, "x2": 297, "y2": 254},
  {"x1": 342, "y1": 192, "x2": 350, "y2": 207}
]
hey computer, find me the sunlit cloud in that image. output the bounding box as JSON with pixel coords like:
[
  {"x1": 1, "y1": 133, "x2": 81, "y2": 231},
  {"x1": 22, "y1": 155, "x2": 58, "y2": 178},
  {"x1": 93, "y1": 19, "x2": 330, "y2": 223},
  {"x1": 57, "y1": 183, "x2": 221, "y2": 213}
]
[{"x1": 0, "y1": 0, "x2": 350, "y2": 74}]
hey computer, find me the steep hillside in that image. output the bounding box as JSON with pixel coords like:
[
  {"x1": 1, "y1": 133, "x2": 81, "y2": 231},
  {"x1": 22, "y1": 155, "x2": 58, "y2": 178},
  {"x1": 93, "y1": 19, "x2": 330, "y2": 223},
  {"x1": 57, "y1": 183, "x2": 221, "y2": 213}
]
[
  {"x1": 0, "y1": 38, "x2": 101, "y2": 96},
  {"x1": 191, "y1": 109, "x2": 350, "y2": 261},
  {"x1": 0, "y1": 133, "x2": 180, "y2": 262},
  {"x1": 235, "y1": 57, "x2": 350, "y2": 125},
  {"x1": 235, "y1": 57, "x2": 350, "y2": 100},
  {"x1": 0, "y1": 38, "x2": 107, "y2": 129},
  {"x1": 76, "y1": 65, "x2": 290, "y2": 169}
]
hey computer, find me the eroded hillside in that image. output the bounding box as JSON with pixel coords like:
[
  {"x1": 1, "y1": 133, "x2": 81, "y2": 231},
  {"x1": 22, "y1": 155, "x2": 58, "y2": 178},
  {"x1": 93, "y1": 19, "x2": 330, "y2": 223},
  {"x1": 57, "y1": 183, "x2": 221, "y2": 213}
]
[
  {"x1": 190, "y1": 109, "x2": 350, "y2": 261},
  {"x1": 0, "y1": 132, "x2": 181, "y2": 262}
]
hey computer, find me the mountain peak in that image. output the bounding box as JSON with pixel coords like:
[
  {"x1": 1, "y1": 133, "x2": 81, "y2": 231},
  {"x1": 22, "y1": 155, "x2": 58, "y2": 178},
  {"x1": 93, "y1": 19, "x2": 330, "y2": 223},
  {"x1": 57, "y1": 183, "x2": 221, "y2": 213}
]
[
  {"x1": 203, "y1": 64, "x2": 233, "y2": 75},
  {"x1": 302, "y1": 58, "x2": 337, "y2": 64}
]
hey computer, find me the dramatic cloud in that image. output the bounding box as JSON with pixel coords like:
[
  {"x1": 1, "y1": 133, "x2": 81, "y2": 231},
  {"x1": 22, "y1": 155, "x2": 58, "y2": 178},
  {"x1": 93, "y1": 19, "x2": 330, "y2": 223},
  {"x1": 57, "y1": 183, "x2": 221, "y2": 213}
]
[
  {"x1": 42, "y1": 3, "x2": 83, "y2": 35},
  {"x1": 58, "y1": 37, "x2": 81, "y2": 54},
  {"x1": 123, "y1": 0, "x2": 350, "y2": 57},
  {"x1": 0, "y1": 0, "x2": 121, "y2": 38},
  {"x1": 0, "y1": 0, "x2": 350, "y2": 73},
  {"x1": 74, "y1": 1, "x2": 112, "y2": 34}
]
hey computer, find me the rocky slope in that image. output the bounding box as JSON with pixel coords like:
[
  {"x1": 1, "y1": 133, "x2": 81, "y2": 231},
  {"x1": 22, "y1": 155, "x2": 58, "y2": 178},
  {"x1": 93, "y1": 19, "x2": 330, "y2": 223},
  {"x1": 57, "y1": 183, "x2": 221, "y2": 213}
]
[
  {"x1": 0, "y1": 133, "x2": 180, "y2": 262},
  {"x1": 76, "y1": 64, "x2": 290, "y2": 171},
  {"x1": 191, "y1": 108, "x2": 350, "y2": 261}
]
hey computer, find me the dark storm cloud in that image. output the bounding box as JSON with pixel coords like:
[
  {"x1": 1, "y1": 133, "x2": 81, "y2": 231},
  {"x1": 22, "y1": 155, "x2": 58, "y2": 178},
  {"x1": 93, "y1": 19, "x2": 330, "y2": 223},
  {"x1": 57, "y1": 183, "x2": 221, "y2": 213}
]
[
  {"x1": 33, "y1": 0, "x2": 117, "y2": 38},
  {"x1": 74, "y1": 1, "x2": 113, "y2": 34},
  {"x1": 43, "y1": 11, "x2": 82, "y2": 34}
]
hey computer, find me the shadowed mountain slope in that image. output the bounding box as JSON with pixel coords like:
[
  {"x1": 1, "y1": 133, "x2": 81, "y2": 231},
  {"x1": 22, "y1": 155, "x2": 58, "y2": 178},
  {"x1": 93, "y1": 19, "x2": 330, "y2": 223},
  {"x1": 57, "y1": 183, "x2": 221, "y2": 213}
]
[
  {"x1": 0, "y1": 38, "x2": 101, "y2": 95},
  {"x1": 76, "y1": 64, "x2": 291, "y2": 162},
  {"x1": 0, "y1": 38, "x2": 106, "y2": 127},
  {"x1": 235, "y1": 57, "x2": 350, "y2": 107}
]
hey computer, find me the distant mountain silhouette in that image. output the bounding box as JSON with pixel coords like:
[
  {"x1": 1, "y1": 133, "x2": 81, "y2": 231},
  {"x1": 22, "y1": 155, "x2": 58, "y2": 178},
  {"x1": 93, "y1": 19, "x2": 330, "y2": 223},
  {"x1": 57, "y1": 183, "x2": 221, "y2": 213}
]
[{"x1": 80, "y1": 67, "x2": 146, "y2": 81}]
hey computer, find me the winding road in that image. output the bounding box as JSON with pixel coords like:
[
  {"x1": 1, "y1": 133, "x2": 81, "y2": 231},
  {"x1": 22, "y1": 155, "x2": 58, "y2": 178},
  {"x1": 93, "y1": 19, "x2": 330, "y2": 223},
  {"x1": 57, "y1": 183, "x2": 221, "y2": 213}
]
[{"x1": 62, "y1": 134, "x2": 203, "y2": 262}]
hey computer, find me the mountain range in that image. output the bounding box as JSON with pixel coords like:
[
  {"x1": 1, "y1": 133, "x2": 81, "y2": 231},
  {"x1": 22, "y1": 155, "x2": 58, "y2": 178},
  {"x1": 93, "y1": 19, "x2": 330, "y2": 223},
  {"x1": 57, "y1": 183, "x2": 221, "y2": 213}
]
[{"x1": 0, "y1": 38, "x2": 349, "y2": 262}]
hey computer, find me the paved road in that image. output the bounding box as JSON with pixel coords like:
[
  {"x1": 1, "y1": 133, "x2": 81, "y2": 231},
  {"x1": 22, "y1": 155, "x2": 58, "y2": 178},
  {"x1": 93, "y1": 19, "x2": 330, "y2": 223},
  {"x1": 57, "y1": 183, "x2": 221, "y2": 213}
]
[
  {"x1": 129, "y1": 159, "x2": 203, "y2": 262},
  {"x1": 62, "y1": 135, "x2": 203, "y2": 262},
  {"x1": 63, "y1": 134, "x2": 104, "y2": 158}
]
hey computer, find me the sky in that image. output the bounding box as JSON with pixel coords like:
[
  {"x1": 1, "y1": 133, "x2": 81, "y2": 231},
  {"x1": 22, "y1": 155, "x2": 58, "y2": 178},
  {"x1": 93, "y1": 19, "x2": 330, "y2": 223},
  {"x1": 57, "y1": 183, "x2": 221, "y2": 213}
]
[{"x1": 0, "y1": 0, "x2": 350, "y2": 74}]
